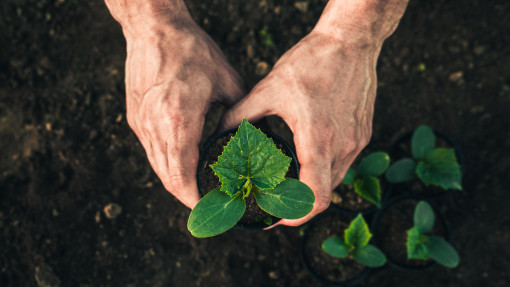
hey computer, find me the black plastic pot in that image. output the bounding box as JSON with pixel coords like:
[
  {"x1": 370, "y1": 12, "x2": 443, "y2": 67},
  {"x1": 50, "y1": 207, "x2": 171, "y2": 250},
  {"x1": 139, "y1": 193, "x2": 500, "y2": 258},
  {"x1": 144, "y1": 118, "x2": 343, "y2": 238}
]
[
  {"x1": 388, "y1": 128, "x2": 465, "y2": 200},
  {"x1": 196, "y1": 126, "x2": 300, "y2": 230},
  {"x1": 299, "y1": 209, "x2": 371, "y2": 286},
  {"x1": 371, "y1": 195, "x2": 451, "y2": 271}
]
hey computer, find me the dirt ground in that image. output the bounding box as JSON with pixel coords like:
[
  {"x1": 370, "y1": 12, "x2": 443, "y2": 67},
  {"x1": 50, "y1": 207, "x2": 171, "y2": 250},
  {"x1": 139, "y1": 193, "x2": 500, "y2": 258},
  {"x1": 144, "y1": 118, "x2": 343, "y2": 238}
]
[{"x1": 1, "y1": 0, "x2": 509, "y2": 286}]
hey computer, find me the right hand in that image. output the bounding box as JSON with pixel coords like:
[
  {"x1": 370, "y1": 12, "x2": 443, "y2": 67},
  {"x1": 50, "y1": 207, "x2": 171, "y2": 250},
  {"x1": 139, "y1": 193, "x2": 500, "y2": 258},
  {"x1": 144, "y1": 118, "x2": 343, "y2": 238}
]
[{"x1": 105, "y1": 1, "x2": 245, "y2": 208}]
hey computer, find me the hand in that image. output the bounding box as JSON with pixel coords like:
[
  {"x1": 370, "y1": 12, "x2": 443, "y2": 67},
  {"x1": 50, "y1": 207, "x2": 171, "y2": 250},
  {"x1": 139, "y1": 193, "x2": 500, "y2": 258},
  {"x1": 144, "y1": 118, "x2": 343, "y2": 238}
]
[
  {"x1": 221, "y1": 0, "x2": 408, "y2": 226},
  {"x1": 105, "y1": 1, "x2": 244, "y2": 208}
]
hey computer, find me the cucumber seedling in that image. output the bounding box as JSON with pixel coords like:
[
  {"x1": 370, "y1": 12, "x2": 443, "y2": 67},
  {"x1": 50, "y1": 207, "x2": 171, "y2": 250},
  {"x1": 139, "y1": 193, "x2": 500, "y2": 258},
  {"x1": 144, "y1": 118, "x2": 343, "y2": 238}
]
[
  {"x1": 406, "y1": 201, "x2": 459, "y2": 268},
  {"x1": 187, "y1": 119, "x2": 315, "y2": 238},
  {"x1": 322, "y1": 214, "x2": 386, "y2": 267},
  {"x1": 385, "y1": 125, "x2": 462, "y2": 190},
  {"x1": 341, "y1": 152, "x2": 390, "y2": 208}
]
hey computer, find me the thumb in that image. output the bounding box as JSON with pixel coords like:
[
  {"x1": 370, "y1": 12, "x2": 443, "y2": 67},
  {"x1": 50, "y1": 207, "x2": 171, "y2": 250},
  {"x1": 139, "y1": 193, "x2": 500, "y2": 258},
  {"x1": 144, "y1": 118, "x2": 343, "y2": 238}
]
[{"x1": 219, "y1": 80, "x2": 280, "y2": 131}]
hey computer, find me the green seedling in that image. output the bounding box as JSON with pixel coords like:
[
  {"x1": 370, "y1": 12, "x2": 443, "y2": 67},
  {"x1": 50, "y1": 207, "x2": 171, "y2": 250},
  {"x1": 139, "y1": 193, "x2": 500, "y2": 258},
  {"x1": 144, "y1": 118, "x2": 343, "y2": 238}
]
[
  {"x1": 385, "y1": 125, "x2": 462, "y2": 190},
  {"x1": 341, "y1": 152, "x2": 390, "y2": 207},
  {"x1": 322, "y1": 214, "x2": 386, "y2": 267},
  {"x1": 187, "y1": 119, "x2": 315, "y2": 238},
  {"x1": 406, "y1": 201, "x2": 460, "y2": 268}
]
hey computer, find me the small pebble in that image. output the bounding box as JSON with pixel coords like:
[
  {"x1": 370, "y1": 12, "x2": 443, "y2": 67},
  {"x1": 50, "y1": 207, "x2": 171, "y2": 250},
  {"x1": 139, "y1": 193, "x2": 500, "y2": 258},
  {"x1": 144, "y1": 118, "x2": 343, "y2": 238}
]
[{"x1": 104, "y1": 203, "x2": 122, "y2": 220}]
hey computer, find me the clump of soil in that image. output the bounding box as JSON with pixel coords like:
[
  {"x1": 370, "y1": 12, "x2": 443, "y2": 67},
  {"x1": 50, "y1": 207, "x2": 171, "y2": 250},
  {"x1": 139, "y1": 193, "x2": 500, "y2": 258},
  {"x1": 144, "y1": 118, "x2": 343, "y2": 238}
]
[
  {"x1": 374, "y1": 198, "x2": 446, "y2": 268},
  {"x1": 197, "y1": 130, "x2": 298, "y2": 227},
  {"x1": 301, "y1": 211, "x2": 367, "y2": 284}
]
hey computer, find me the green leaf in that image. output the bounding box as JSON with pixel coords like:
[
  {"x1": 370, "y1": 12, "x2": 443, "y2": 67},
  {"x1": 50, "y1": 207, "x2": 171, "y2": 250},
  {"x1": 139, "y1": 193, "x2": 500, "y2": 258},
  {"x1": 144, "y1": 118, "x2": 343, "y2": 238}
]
[
  {"x1": 253, "y1": 178, "x2": 314, "y2": 219},
  {"x1": 341, "y1": 167, "x2": 356, "y2": 185},
  {"x1": 427, "y1": 236, "x2": 460, "y2": 268},
  {"x1": 385, "y1": 158, "x2": 417, "y2": 183},
  {"x1": 357, "y1": 152, "x2": 390, "y2": 177},
  {"x1": 353, "y1": 176, "x2": 381, "y2": 207},
  {"x1": 416, "y1": 148, "x2": 462, "y2": 190},
  {"x1": 345, "y1": 214, "x2": 372, "y2": 250},
  {"x1": 412, "y1": 125, "x2": 436, "y2": 160},
  {"x1": 211, "y1": 119, "x2": 291, "y2": 196},
  {"x1": 406, "y1": 226, "x2": 429, "y2": 260},
  {"x1": 352, "y1": 244, "x2": 387, "y2": 267},
  {"x1": 322, "y1": 236, "x2": 349, "y2": 258},
  {"x1": 414, "y1": 201, "x2": 435, "y2": 233},
  {"x1": 187, "y1": 188, "x2": 246, "y2": 238}
]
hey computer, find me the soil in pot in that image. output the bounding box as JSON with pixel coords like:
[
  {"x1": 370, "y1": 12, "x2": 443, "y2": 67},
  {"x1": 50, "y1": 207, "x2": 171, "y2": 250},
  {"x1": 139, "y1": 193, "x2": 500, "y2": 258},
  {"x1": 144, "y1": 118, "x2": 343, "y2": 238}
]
[
  {"x1": 373, "y1": 198, "x2": 447, "y2": 269},
  {"x1": 197, "y1": 131, "x2": 299, "y2": 228},
  {"x1": 301, "y1": 211, "x2": 368, "y2": 285},
  {"x1": 388, "y1": 130, "x2": 464, "y2": 199}
]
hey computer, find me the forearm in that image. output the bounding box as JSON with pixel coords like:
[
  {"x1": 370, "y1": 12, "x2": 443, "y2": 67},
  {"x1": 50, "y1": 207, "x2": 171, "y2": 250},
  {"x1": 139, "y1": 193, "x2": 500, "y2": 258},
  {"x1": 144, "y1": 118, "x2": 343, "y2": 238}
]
[
  {"x1": 104, "y1": 0, "x2": 192, "y2": 40},
  {"x1": 314, "y1": 0, "x2": 409, "y2": 48}
]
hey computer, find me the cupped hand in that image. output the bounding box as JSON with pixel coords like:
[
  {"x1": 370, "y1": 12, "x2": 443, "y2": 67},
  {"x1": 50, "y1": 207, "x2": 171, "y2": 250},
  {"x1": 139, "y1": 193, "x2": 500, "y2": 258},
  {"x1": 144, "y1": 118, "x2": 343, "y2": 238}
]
[
  {"x1": 107, "y1": 3, "x2": 244, "y2": 208},
  {"x1": 220, "y1": 30, "x2": 381, "y2": 226}
]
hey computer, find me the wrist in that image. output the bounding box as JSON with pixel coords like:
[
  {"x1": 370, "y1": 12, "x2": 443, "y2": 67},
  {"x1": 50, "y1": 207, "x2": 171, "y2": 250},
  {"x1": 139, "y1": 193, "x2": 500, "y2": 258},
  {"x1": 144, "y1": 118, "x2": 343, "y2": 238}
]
[
  {"x1": 313, "y1": 0, "x2": 408, "y2": 49},
  {"x1": 105, "y1": 0, "x2": 193, "y2": 40}
]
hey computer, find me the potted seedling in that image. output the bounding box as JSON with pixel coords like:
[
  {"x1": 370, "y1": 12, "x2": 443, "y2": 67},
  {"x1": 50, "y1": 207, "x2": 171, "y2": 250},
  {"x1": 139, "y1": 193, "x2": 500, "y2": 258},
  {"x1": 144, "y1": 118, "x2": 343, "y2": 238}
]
[
  {"x1": 300, "y1": 211, "x2": 384, "y2": 286},
  {"x1": 187, "y1": 119, "x2": 315, "y2": 238},
  {"x1": 406, "y1": 201, "x2": 459, "y2": 268},
  {"x1": 322, "y1": 214, "x2": 387, "y2": 268},
  {"x1": 385, "y1": 125, "x2": 463, "y2": 198},
  {"x1": 372, "y1": 196, "x2": 453, "y2": 270},
  {"x1": 332, "y1": 152, "x2": 390, "y2": 214}
]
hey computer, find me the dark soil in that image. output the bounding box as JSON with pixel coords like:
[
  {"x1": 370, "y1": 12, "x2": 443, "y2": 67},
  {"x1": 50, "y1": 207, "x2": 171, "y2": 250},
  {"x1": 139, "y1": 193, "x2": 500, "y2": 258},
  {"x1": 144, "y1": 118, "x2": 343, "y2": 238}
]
[
  {"x1": 301, "y1": 211, "x2": 367, "y2": 284},
  {"x1": 198, "y1": 130, "x2": 298, "y2": 227},
  {"x1": 1, "y1": 0, "x2": 509, "y2": 286},
  {"x1": 373, "y1": 198, "x2": 446, "y2": 269}
]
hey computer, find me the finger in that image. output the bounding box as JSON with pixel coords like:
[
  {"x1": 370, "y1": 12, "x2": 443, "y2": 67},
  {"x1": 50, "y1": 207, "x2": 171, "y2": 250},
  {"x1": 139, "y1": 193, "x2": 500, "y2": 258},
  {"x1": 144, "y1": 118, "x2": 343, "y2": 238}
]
[
  {"x1": 215, "y1": 65, "x2": 246, "y2": 107},
  {"x1": 218, "y1": 79, "x2": 281, "y2": 131}
]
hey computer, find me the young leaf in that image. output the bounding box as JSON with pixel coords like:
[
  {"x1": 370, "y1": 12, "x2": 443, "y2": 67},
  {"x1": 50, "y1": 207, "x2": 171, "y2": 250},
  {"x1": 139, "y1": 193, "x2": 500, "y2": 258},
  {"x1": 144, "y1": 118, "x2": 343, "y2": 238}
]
[
  {"x1": 416, "y1": 148, "x2": 462, "y2": 190},
  {"x1": 414, "y1": 201, "x2": 435, "y2": 233},
  {"x1": 211, "y1": 119, "x2": 291, "y2": 196},
  {"x1": 406, "y1": 226, "x2": 429, "y2": 260},
  {"x1": 353, "y1": 176, "x2": 381, "y2": 207},
  {"x1": 356, "y1": 152, "x2": 390, "y2": 177},
  {"x1": 341, "y1": 167, "x2": 356, "y2": 185},
  {"x1": 345, "y1": 214, "x2": 372, "y2": 250},
  {"x1": 253, "y1": 178, "x2": 314, "y2": 219},
  {"x1": 322, "y1": 236, "x2": 349, "y2": 258},
  {"x1": 352, "y1": 244, "x2": 387, "y2": 267},
  {"x1": 412, "y1": 125, "x2": 436, "y2": 160},
  {"x1": 427, "y1": 236, "x2": 460, "y2": 268},
  {"x1": 385, "y1": 158, "x2": 417, "y2": 183},
  {"x1": 187, "y1": 188, "x2": 246, "y2": 238}
]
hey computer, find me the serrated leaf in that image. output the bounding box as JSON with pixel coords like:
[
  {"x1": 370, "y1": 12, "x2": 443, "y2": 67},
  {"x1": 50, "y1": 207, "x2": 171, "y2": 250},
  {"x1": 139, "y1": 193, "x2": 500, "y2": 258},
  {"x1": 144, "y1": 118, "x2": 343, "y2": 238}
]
[
  {"x1": 427, "y1": 236, "x2": 460, "y2": 268},
  {"x1": 416, "y1": 148, "x2": 462, "y2": 190},
  {"x1": 341, "y1": 167, "x2": 356, "y2": 185},
  {"x1": 406, "y1": 226, "x2": 429, "y2": 260},
  {"x1": 352, "y1": 244, "x2": 387, "y2": 267},
  {"x1": 353, "y1": 176, "x2": 382, "y2": 207},
  {"x1": 345, "y1": 214, "x2": 372, "y2": 250},
  {"x1": 412, "y1": 125, "x2": 436, "y2": 160},
  {"x1": 187, "y1": 188, "x2": 246, "y2": 238},
  {"x1": 357, "y1": 152, "x2": 390, "y2": 177},
  {"x1": 385, "y1": 158, "x2": 417, "y2": 183},
  {"x1": 253, "y1": 178, "x2": 314, "y2": 219},
  {"x1": 414, "y1": 201, "x2": 435, "y2": 233},
  {"x1": 211, "y1": 119, "x2": 291, "y2": 196},
  {"x1": 322, "y1": 236, "x2": 349, "y2": 258}
]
